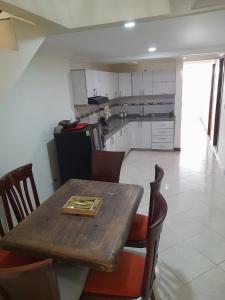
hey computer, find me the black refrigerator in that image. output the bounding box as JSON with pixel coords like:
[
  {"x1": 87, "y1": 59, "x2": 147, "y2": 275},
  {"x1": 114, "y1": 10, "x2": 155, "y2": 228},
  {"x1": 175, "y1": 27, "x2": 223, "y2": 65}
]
[{"x1": 54, "y1": 123, "x2": 103, "y2": 184}]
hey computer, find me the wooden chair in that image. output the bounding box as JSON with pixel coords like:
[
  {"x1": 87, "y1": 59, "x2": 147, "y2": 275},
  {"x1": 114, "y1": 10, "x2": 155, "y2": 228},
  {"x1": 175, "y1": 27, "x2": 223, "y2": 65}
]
[
  {"x1": 0, "y1": 218, "x2": 44, "y2": 282},
  {"x1": 92, "y1": 150, "x2": 125, "y2": 183},
  {"x1": 0, "y1": 194, "x2": 58, "y2": 300},
  {"x1": 79, "y1": 191, "x2": 168, "y2": 300},
  {"x1": 0, "y1": 163, "x2": 40, "y2": 230},
  {"x1": 0, "y1": 221, "x2": 4, "y2": 238},
  {"x1": 126, "y1": 164, "x2": 164, "y2": 248},
  {"x1": 0, "y1": 258, "x2": 60, "y2": 300}
]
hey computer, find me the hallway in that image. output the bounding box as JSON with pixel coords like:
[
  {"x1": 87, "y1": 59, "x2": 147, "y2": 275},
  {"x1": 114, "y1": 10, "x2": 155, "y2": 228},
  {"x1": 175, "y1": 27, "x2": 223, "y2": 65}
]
[{"x1": 120, "y1": 119, "x2": 225, "y2": 299}]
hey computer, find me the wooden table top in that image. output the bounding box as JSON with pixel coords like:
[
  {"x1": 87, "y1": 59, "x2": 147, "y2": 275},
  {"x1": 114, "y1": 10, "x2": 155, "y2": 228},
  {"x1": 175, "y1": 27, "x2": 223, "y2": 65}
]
[{"x1": 0, "y1": 179, "x2": 143, "y2": 271}]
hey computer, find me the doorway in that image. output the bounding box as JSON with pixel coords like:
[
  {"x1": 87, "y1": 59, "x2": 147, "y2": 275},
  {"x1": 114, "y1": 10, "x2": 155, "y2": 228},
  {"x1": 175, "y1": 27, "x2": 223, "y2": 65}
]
[
  {"x1": 182, "y1": 61, "x2": 214, "y2": 127},
  {"x1": 181, "y1": 61, "x2": 215, "y2": 151}
]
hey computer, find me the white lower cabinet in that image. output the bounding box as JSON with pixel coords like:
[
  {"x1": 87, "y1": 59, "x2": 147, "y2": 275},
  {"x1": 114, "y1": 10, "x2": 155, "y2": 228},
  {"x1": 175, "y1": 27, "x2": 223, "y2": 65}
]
[
  {"x1": 129, "y1": 121, "x2": 151, "y2": 149},
  {"x1": 152, "y1": 121, "x2": 174, "y2": 150},
  {"x1": 105, "y1": 120, "x2": 174, "y2": 152},
  {"x1": 105, "y1": 124, "x2": 130, "y2": 153},
  {"x1": 105, "y1": 135, "x2": 117, "y2": 151}
]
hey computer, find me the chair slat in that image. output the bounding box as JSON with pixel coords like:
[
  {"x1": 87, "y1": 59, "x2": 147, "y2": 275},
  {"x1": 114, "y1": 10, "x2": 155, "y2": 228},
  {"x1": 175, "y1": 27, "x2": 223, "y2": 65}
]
[
  {"x1": 13, "y1": 182, "x2": 29, "y2": 216},
  {"x1": 23, "y1": 179, "x2": 34, "y2": 212},
  {"x1": 9, "y1": 187, "x2": 26, "y2": 220},
  {"x1": 0, "y1": 220, "x2": 5, "y2": 237},
  {"x1": 29, "y1": 174, "x2": 40, "y2": 207}
]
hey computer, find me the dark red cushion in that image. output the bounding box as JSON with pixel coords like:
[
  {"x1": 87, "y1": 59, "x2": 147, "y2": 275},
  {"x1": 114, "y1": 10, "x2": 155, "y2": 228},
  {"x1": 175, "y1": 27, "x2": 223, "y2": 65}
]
[
  {"x1": 0, "y1": 250, "x2": 40, "y2": 268},
  {"x1": 127, "y1": 213, "x2": 148, "y2": 241},
  {"x1": 84, "y1": 251, "x2": 145, "y2": 298}
]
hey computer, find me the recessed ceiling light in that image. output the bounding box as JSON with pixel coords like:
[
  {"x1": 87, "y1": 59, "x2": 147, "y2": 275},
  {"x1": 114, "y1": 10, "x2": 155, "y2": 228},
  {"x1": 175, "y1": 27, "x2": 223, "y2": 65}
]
[
  {"x1": 148, "y1": 47, "x2": 156, "y2": 52},
  {"x1": 183, "y1": 56, "x2": 187, "y2": 60},
  {"x1": 124, "y1": 21, "x2": 135, "y2": 28}
]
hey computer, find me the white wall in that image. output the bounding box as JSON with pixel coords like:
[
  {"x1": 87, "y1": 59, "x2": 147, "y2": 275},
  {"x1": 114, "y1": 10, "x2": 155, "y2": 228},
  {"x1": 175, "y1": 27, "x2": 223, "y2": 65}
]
[
  {"x1": 0, "y1": 52, "x2": 73, "y2": 202},
  {"x1": 0, "y1": 20, "x2": 46, "y2": 98}
]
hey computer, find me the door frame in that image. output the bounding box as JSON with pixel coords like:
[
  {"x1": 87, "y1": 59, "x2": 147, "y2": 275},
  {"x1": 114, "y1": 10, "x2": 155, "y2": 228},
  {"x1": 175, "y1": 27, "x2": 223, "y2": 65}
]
[
  {"x1": 207, "y1": 63, "x2": 216, "y2": 137},
  {"x1": 213, "y1": 58, "x2": 224, "y2": 148}
]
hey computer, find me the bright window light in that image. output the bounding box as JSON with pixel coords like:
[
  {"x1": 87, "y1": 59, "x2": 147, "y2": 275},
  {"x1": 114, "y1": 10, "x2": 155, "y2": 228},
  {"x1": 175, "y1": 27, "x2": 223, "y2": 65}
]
[
  {"x1": 148, "y1": 47, "x2": 156, "y2": 52},
  {"x1": 124, "y1": 21, "x2": 135, "y2": 28}
]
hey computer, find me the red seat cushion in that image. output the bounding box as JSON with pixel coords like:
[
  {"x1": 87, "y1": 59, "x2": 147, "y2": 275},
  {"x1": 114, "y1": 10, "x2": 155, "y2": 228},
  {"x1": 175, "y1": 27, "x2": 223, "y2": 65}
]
[
  {"x1": 127, "y1": 213, "x2": 148, "y2": 241},
  {"x1": 84, "y1": 251, "x2": 145, "y2": 298},
  {"x1": 0, "y1": 250, "x2": 40, "y2": 268}
]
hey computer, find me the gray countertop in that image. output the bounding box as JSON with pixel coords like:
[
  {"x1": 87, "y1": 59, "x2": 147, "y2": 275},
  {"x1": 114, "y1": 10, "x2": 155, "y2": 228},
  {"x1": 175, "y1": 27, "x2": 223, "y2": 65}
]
[{"x1": 102, "y1": 113, "x2": 175, "y2": 140}]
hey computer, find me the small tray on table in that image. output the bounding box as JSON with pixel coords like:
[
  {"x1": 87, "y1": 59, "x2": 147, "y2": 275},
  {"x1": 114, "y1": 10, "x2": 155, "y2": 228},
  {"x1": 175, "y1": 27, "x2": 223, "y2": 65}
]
[{"x1": 62, "y1": 196, "x2": 103, "y2": 216}]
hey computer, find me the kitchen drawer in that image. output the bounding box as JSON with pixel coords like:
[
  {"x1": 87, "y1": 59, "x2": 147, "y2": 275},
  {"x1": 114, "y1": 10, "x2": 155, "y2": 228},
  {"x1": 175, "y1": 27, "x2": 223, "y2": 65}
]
[
  {"x1": 152, "y1": 135, "x2": 174, "y2": 143},
  {"x1": 152, "y1": 128, "x2": 174, "y2": 136},
  {"x1": 152, "y1": 142, "x2": 174, "y2": 150},
  {"x1": 152, "y1": 121, "x2": 174, "y2": 129}
]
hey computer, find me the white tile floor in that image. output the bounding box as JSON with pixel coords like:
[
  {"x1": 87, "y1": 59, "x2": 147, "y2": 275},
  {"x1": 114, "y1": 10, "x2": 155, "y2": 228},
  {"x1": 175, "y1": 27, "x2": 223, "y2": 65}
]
[{"x1": 120, "y1": 119, "x2": 225, "y2": 300}]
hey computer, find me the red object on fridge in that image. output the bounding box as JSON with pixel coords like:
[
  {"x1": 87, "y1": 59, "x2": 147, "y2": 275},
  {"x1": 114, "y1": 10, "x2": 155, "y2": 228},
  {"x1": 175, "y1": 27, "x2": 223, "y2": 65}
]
[{"x1": 62, "y1": 123, "x2": 88, "y2": 132}]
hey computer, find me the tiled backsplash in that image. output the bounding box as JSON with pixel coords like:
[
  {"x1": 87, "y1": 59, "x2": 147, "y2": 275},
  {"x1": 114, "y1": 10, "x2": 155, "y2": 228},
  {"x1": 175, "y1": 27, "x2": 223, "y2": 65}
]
[{"x1": 75, "y1": 94, "x2": 175, "y2": 123}]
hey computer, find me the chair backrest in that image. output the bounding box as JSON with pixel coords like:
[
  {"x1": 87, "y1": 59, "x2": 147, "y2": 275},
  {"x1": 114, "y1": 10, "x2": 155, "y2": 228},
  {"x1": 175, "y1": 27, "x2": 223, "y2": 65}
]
[
  {"x1": 0, "y1": 219, "x2": 5, "y2": 238},
  {"x1": 0, "y1": 258, "x2": 60, "y2": 300},
  {"x1": 92, "y1": 150, "x2": 125, "y2": 183},
  {"x1": 142, "y1": 191, "x2": 167, "y2": 299},
  {"x1": 148, "y1": 164, "x2": 164, "y2": 225},
  {"x1": 0, "y1": 164, "x2": 40, "y2": 230}
]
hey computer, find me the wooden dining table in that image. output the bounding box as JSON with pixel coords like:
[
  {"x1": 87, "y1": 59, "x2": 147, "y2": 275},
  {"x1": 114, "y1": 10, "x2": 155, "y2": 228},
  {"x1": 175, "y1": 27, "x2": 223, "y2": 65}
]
[{"x1": 0, "y1": 179, "x2": 143, "y2": 272}]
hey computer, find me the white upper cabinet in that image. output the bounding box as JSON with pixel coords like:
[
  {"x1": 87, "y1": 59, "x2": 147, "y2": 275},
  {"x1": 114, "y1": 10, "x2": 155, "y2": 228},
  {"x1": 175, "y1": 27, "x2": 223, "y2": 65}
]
[
  {"x1": 100, "y1": 71, "x2": 118, "y2": 100},
  {"x1": 86, "y1": 69, "x2": 101, "y2": 98},
  {"x1": 132, "y1": 72, "x2": 143, "y2": 96},
  {"x1": 100, "y1": 71, "x2": 110, "y2": 98},
  {"x1": 71, "y1": 69, "x2": 101, "y2": 105},
  {"x1": 111, "y1": 73, "x2": 119, "y2": 99},
  {"x1": 132, "y1": 71, "x2": 153, "y2": 96},
  {"x1": 153, "y1": 69, "x2": 176, "y2": 95},
  {"x1": 71, "y1": 68, "x2": 176, "y2": 105},
  {"x1": 71, "y1": 70, "x2": 87, "y2": 105},
  {"x1": 118, "y1": 73, "x2": 132, "y2": 97},
  {"x1": 142, "y1": 71, "x2": 153, "y2": 95}
]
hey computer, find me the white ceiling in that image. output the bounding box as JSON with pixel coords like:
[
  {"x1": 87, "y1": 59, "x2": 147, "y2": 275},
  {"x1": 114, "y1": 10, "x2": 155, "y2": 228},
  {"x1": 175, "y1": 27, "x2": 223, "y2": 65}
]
[
  {"x1": 40, "y1": 9, "x2": 225, "y2": 63},
  {"x1": 192, "y1": 0, "x2": 225, "y2": 10},
  {"x1": 0, "y1": 0, "x2": 171, "y2": 29}
]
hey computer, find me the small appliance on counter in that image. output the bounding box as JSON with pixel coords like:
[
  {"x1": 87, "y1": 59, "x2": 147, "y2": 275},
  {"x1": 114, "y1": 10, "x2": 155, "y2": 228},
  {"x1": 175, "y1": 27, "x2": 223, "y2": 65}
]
[
  {"x1": 54, "y1": 122, "x2": 103, "y2": 184},
  {"x1": 88, "y1": 96, "x2": 109, "y2": 105}
]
